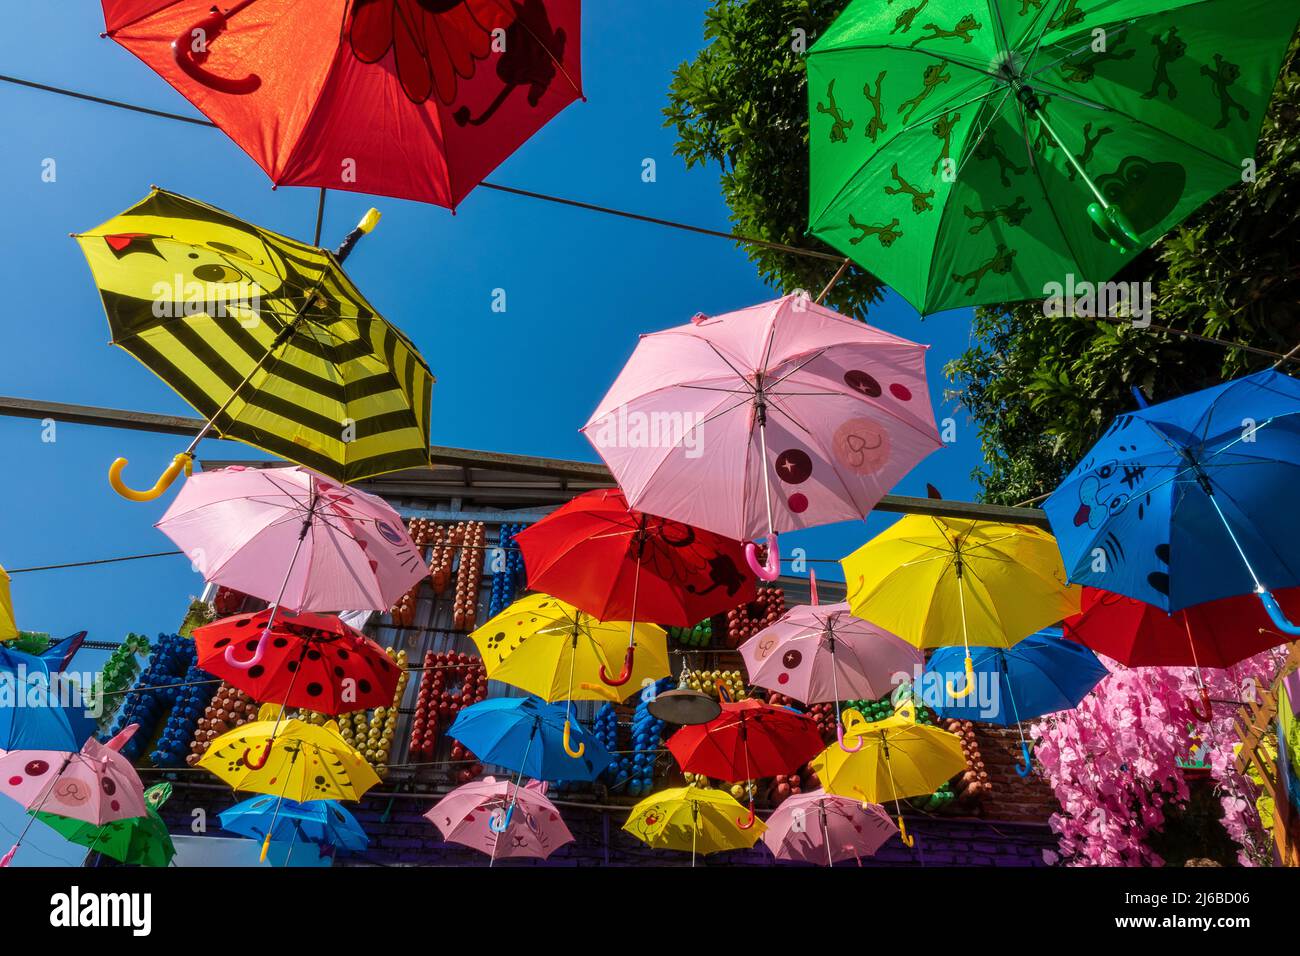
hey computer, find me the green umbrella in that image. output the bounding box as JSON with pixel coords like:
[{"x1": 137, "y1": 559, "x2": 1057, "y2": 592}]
[
  {"x1": 35, "y1": 782, "x2": 176, "y2": 868},
  {"x1": 807, "y1": 0, "x2": 1297, "y2": 315}
]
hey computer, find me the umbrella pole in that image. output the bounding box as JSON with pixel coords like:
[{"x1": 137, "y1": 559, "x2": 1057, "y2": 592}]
[
  {"x1": 820, "y1": 802, "x2": 833, "y2": 868},
  {"x1": 1183, "y1": 615, "x2": 1214, "y2": 722},
  {"x1": 600, "y1": 532, "x2": 642, "y2": 686},
  {"x1": 562, "y1": 628, "x2": 587, "y2": 757},
  {"x1": 829, "y1": 629, "x2": 862, "y2": 752},
  {"x1": 258, "y1": 749, "x2": 299, "y2": 864},
  {"x1": 946, "y1": 561, "x2": 976, "y2": 700},
  {"x1": 691, "y1": 802, "x2": 698, "y2": 868},
  {"x1": 1205, "y1": 493, "x2": 1300, "y2": 637},
  {"x1": 1, "y1": 752, "x2": 76, "y2": 867},
  {"x1": 1003, "y1": 661, "x2": 1034, "y2": 777},
  {"x1": 81, "y1": 825, "x2": 107, "y2": 867},
  {"x1": 744, "y1": 401, "x2": 781, "y2": 581},
  {"x1": 883, "y1": 736, "x2": 915, "y2": 848}
]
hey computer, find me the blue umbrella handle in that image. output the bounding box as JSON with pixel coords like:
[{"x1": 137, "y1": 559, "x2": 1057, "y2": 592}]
[
  {"x1": 1259, "y1": 590, "x2": 1300, "y2": 636},
  {"x1": 489, "y1": 804, "x2": 514, "y2": 833},
  {"x1": 1015, "y1": 741, "x2": 1034, "y2": 778}
]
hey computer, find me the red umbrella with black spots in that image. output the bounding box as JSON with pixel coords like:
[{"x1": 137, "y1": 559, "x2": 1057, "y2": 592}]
[{"x1": 194, "y1": 609, "x2": 399, "y2": 715}]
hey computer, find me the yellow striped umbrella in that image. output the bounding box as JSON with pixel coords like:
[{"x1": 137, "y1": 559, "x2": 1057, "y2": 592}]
[
  {"x1": 0, "y1": 565, "x2": 15, "y2": 641},
  {"x1": 75, "y1": 188, "x2": 434, "y2": 500}
]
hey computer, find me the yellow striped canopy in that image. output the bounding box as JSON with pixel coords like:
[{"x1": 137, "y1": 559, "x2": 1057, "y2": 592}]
[
  {"x1": 75, "y1": 188, "x2": 434, "y2": 483},
  {"x1": 0, "y1": 565, "x2": 15, "y2": 641}
]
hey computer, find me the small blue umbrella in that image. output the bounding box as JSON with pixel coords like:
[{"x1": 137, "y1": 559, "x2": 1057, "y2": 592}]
[
  {"x1": 449, "y1": 697, "x2": 612, "y2": 783},
  {"x1": 0, "y1": 633, "x2": 97, "y2": 752},
  {"x1": 1045, "y1": 370, "x2": 1300, "y2": 633},
  {"x1": 925, "y1": 629, "x2": 1108, "y2": 776},
  {"x1": 219, "y1": 796, "x2": 368, "y2": 863},
  {"x1": 450, "y1": 697, "x2": 612, "y2": 834}
]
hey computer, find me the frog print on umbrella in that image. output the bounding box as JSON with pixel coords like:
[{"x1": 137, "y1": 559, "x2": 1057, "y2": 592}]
[
  {"x1": 898, "y1": 64, "x2": 951, "y2": 124},
  {"x1": 884, "y1": 163, "x2": 934, "y2": 213},
  {"x1": 1067, "y1": 123, "x2": 1114, "y2": 182},
  {"x1": 1093, "y1": 156, "x2": 1187, "y2": 240},
  {"x1": 1201, "y1": 55, "x2": 1250, "y2": 129},
  {"x1": 952, "y1": 244, "x2": 1016, "y2": 295},
  {"x1": 848, "y1": 215, "x2": 903, "y2": 247},
  {"x1": 1062, "y1": 33, "x2": 1136, "y2": 84},
  {"x1": 974, "y1": 129, "x2": 1027, "y2": 187},
  {"x1": 909, "y1": 13, "x2": 981, "y2": 48},
  {"x1": 930, "y1": 110, "x2": 959, "y2": 175},
  {"x1": 817, "y1": 79, "x2": 854, "y2": 143},
  {"x1": 1017, "y1": 0, "x2": 1043, "y2": 15},
  {"x1": 892, "y1": 0, "x2": 928, "y2": 35},
  {"x1": 863, "y1": 72, "x2": 888, "y2": 142},
  {"x1": 963, "y1": 197, "x2": 1030, "y2": 234},
  {"x1": 1142, "y1": 27, "x2": 1186, "y2": 100},
  {"x1": 1047, "y1": 0, "x2": 1086, "y2": 32}
]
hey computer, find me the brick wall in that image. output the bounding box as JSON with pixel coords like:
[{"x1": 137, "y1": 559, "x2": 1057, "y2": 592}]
[
  {"x1": 156, "y1": 779, "x2": 1055, "y2": 867},
  {"x1": 972, "y1": 726, "x2": 1062, "y2": 826}
]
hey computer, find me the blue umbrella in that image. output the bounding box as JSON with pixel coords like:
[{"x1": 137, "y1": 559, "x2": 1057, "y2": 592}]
[
  {"x1": 0, "y1": 633, "x2": 98, "y2": 752},
  {"x1": 220, "y1": 796, "x2": 368, "y2": 863},
  {"x1": 450, "y1": 697, "x2": 611, "y2": 834},
  {"x1": 1045, "y1": 371, "x2": 1300, "y2": 633},
  {"x1": 925, "y1": 629, "x2": 1108, "y2": 776}
]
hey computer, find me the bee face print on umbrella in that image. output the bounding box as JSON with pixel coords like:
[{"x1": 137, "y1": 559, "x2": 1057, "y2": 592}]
[
  {"x1": 75, "y1": 189, "x2": 434, "y2": 500},
  {"x1": 807, "y1": 0, "x2": 1299, "y2": 314},
  {"x1": 100, "y1": 0, "x2": 583, "y2": 209}
]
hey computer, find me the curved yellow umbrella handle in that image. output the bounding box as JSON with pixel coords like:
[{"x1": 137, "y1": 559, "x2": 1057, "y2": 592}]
[
  {"x1": 897, "y1": 815, "x2": 915, "y2": 848},
  {"x1": 946, "y1": 655, "x2": 976, "y2": 700},
  {"x1": 259, "y1": 831, "x2": 273, "y2": 863},
  {"x1": 562, "y1": 719, "x2": 585, "y2": 759},
  {"x1": 109, "y1": 452, "x2": 192, "y2": 502}
]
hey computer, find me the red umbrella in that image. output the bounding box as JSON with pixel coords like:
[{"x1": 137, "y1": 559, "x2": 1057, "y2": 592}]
[
  {"x1": 514, "y1": 489, "x2": 757, "y2": 685},
  {"x1": 1063, "y1": 586, "x2": 1299, "y2": 718},
  {"x1": 667, "y1": 699, "x2": 824, "y2": 828},
  {"x1": 100, "y1": 0, "x2": 582, "y2": 209},
  {"x1": 194, "y1": 609, "x2": 400, "y2": 715}
]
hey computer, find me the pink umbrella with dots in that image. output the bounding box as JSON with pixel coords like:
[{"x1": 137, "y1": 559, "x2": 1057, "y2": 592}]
[
  {"x1": 763, "y1": 789, "x2": 898, "y2": 866},
  {"x1": 582, "y1": 295, "x2": 942, "y2": 582},
  {"x1": 0, "y1": 724, "x2": 148, "y2": 866}
]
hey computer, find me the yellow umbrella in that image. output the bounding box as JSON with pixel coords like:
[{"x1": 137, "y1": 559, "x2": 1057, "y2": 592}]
[
  {"x1": 0, "y1": 566, "x2": 15, "y2": 641},
  {"x1": 810, "y1": 700, "x2": 965, "y2": 847},
  {"x1": 198, "y1": 705, "x2": 380, "y2": 861},
  {"x1": 841, "y1": 516, "x2": 1080, "y2": 698},
  {"x1": 623, "y1": 784, "x2": 766, "y2": 866},
  {"x1": 470, "y1": 593, "x2": 669, "y2": 757}
]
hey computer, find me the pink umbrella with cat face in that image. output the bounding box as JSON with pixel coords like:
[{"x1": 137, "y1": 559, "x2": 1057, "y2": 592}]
[
  {"x1": 0, "y1": 724, "x2": 148, "y2": 866},
  {"x1": 426, "y1": 777, "x2": 572, "y2": 864},
  {"x1": 582, "y1": 295, "x2": 942, "y2": 580},
  {"x1": 763, "y1": 789, "x2": 897, "y2": 866}
]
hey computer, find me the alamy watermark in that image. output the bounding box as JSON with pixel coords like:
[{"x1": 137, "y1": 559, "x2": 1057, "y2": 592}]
[
  {"x1": 588, "y1": 406, "x2": 705, "y2": 459},
  {"x1": 1043, "y1": 274, "x2": 1152, "y2": 328}
]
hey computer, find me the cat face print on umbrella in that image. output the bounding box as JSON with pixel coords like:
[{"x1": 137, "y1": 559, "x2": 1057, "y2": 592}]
[
  {"x1": 99, "y1": 0, "x2": 583, "y2": 208},
  {"x1": 1045, "y1": 371, "x2": 1300, "y2": 636},
  {"x1": 582, "y1": 295, "x2": 942, "y2": 581},
  {"x1": 807, "y1": 0, "x2": 1298, "y2": 314}
]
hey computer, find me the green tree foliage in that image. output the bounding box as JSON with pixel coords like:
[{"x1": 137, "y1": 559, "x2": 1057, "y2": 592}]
[
  {"x1": 945, "y1": 40, "x2": 1300, "y2": 504},
  {"x1": 664, "y1": 0, "x2": 884, "y2": 318}
]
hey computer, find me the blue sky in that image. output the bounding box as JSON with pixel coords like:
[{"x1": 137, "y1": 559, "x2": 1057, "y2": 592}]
[{"x1": 0, "y1": 2, "x2": 982, "y2": 861}]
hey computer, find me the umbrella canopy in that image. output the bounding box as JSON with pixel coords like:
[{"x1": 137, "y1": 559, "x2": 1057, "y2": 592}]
[
  {"x1": 623, "y1": 785, "x2": 766, "y2": 862},
  {"x1": 666, "y1": 699, "x2": 825, "y2": 783},
  {"x1": 198, "y1": 705, "x2": 381, "y2": 802},
  {"x1": 740, "y1": 602, "x2": 922, "y2": 705},
  {"x1": 581, "y1": 295, "x2": 942, "y2": 577},
  {"x1": 842, "y1": 515, "x2": 1080, "y2": 653},
  {"x1": 220, "y1": 795, "x2": 369, "y2": 853},
  {"x1": 1045, "y1": 370, "x2": 1300, "y2": 617},
  {"x1": 193, "y1": 609, "x2": 401, "y2": 713},
  {"x1": 426, "y1": 776, "x2": 573, "y2": 862},
  {"x1": 447, "y1": 697, "x2": 611, "y2": 782},
  {"x1": 469, "y1": 594, "x2": 669, "y2": 701},
  {"x1": 762, "y1": 789, "x2": 897, "y2": 866},
  {"x1": 513, "y1": 488, "x2": 757, "y2": 626},
  {"x1": 807, "y1": 0, "x2": 1299, "y2": 314},
  {"x1": 75, "y1": 188, "x2": 434, "y2": 495},
  {"x1": 810, "y1": 701, "x2": 965, "y2": 845},
  {"x1": 0, "y1": 634, "x2": 97, "y2": 752},
  {"x1": 100, "y1": 0, "x2": 583, "y2": 209},
  {"x1": 1062, "y1": 586, "x2": 1300, "y2": 669},
  {"x1": 0, "y1": 565, "x2": 15, "y2": 640},
  {"x1": 925, "y1": 628, "x2": 1109, "y2": 725},
  {"x1": 159, "y1": 465, "x2": 426, "y2": 670},
  {"x1": 35, "y1": 782, "x2": 177, "y2": 868}
]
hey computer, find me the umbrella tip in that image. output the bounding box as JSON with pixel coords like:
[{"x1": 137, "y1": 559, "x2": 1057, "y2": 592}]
[{"x1": 691, "y1": 312, "x2": 708, "y2": 325}]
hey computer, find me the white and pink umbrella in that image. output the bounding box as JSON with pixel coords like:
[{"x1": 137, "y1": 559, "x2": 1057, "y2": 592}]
[
  {"x1": 156, "y1": 465, "x2": 426, "y2": 669},
  {"x1": 426, "y1": 777, "x2": 573, "y2": 865},
  {"x1": 740, "y1": 599, "x2": 922, "y2": 750},
  {"x1": 763, "y1": 789, "x2": 898, "y2": 867},
  {"x1": 0, "y1": 725, "x2": 148, "y2": 866},
  {"x1": 582, "y1": 295, "x2": 942, "y2": 580}
]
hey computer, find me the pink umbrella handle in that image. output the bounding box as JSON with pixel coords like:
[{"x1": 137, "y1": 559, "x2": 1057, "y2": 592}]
[
  {"x1": 598, "y1": 646, "x2": 635, "y2": 687},
  {"x1": 0, "y1": 845, "x2": 15, "y2": 867},
  {"x1": 736, "y1": 801, "x2": 756, "y2": 830},
  {"x1": 242, "y1": 740, "x2": 272, "y2": 770},
  {"x1": 745, "y1": 534, "x2": 780, "y2": 581},
  {"x1": 172, "y1": 5, "x2": 262, "y2": 95},
  {"x1": 225, "y1": 631, "x2": 270, "y2": 670},
  {"x1": 836, "y1": 720, "x2": 864, "y2": 753}
]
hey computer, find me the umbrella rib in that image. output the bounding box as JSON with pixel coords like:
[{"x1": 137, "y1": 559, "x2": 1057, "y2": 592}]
[{"x1": 1009, "y1": 92, "x2": 1092, "y2": 275}]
